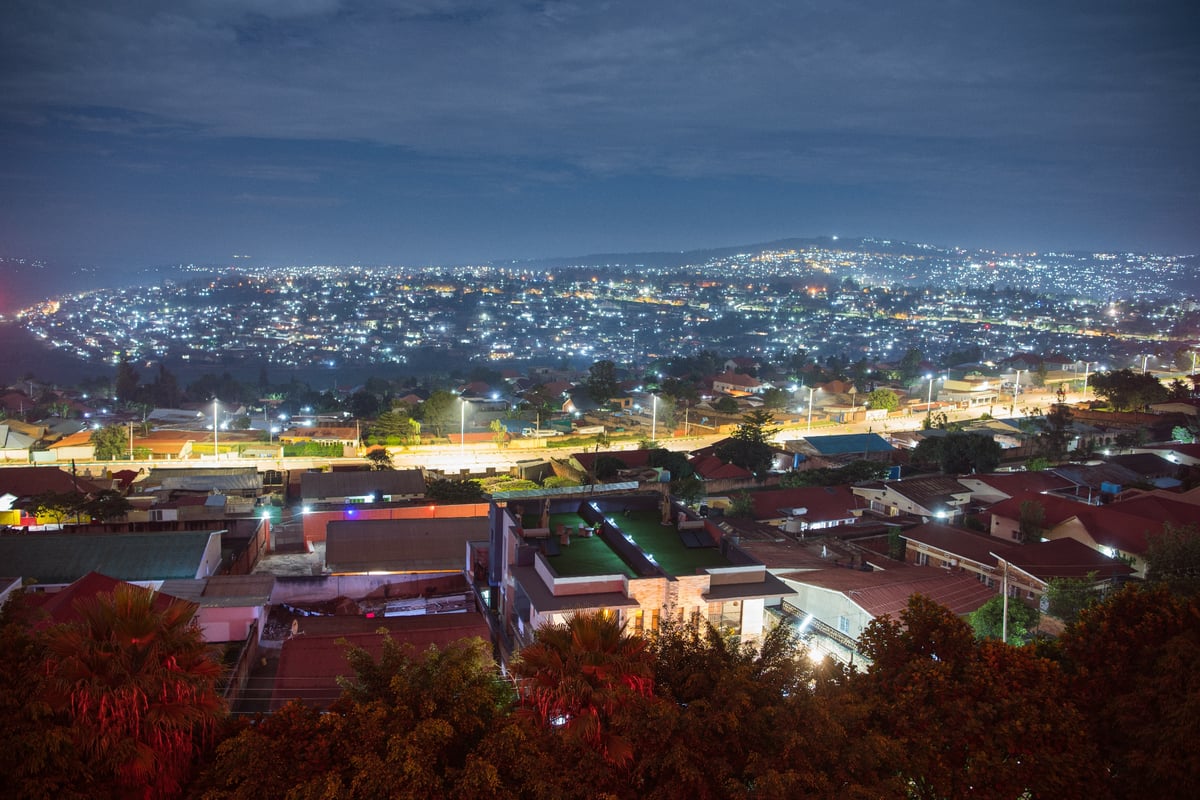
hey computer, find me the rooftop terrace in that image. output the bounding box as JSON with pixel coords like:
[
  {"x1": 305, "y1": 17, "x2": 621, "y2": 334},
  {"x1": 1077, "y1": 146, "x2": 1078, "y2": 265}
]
[{"x1": 526, "y1": 503, "x2": 729, "y2": 578}]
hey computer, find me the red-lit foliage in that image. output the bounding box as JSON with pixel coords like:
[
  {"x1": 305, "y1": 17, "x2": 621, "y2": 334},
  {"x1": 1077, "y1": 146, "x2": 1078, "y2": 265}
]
[
  {"x1": 513, "y1": 611, "x2": 655, "y2": 764},
  {"x1": 40, "y1": 584, "x2": 224, "y2": 800}
]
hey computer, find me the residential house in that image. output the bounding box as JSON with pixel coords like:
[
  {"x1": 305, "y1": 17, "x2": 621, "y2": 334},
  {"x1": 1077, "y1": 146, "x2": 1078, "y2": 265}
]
[
  {"x1": 279, "y1": 426, "x2": 360, "y2": 453},
  {"x1": 300, "y1": 468, "x2": 426, "y2": 506},
  {"x1": 954, "y1": 472, "x2": 1076, "y2": 506},
  {"x1": 325, "y1": 516, "x2": 489, "y2": 575},
  {"x1": 901, "y1": 522, "x2": 1132, "y2": 604},
  {"x1": 159, "y1": 573, "x2": 276, "y2": 643},
  {"x1": 0, "y1": 466, "x2": 108, "y2": 527},
  {"x1": 987, "y1": 490, "x2": 1200, "y2": 576},
  {"x1": 711, "y1": 370, "x2": 766, "y2": 396},
  {"x1": 740, "y1": 485, "x2": 867, "y2": 533},
  {"x1": 938, "y1": 376, "x2": 1002, "y2": 409},
  {"x1": 0, "y1": 529, "x2": 223, "y2": 591},
  {"x1": 1105, "y1": 451, "x2": 1185, "y2": 490},
  {"x1": 270, "y1": 613, "x2": 492, "y2": 710},
  {"x1": 852, "y1": 475, "x2": 974, "y2": 521},
  {"x1": 19, "y1": 571, "x2": 187, "y2": 630},
  {"x1": 42, "y1": 429, "x2": 96, "y2": 462},
  {"x1": 474, "y1": 494, "x2": 794, "y2": 666},
  {"x1": 787, "y1": 433, "x2": 895, "y2": 463},
  {"x1": 1134, "y1": 443, "x2": 1200, "y2": 467},
  {"x1": 1047, "y1": 462, "x2": 1143, "y2": 503},
  {"x1": 0, "y1": 423, "x2": 36, "y2": 461},
  {"x1": 779, "y1": 563, "x2": 995, "y2": 664}
]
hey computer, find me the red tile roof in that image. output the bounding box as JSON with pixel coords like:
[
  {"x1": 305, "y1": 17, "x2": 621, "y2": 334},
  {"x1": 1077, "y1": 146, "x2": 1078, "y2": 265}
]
[
  {"x1": 22, "y1": 571, "x2": 185, "y2": 630},
  {"x1": 712, "y1": 371, "x2": 762, "y2": 389},
  {"x1": 746, "y1": 484, "x2": 864, "y2": 522},
  {"x1": 0, "y1": 466, "x2": 106, "y2": 497},
  {"x1": 988, "y1": 491, "x2": 1200, "y2": 555},
  {"x1": 786, "y1": 564, "x2": 995, "y2": 618},
  {"x1": 270, "y1": 613, "x2": 492, "y2": 709},
  {"x1": 903, "y1": 522, "x2": 1133, "y2": 581},
  {"x1": 963, "y1": 472, "x2": 1076, "y2": 498},
  {"x1": 690, "y1": 454, "x2": 753, "y2": 480},
  {"x1": 572, "y1": 449, "x2": 655, "y2": 472}
]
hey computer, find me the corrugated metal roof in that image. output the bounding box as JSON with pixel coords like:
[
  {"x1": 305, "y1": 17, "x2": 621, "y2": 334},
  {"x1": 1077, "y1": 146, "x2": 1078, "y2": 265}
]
[
  {"x1": 800, "y1": 433, "x2": 894, "y2": 455},
  {"x1": 0, "y1": 531, "x2": 220, "y2": 585},
  {"x1": 325, "y1": 517, "x2": 488, "y2": 573},
  {"x1": 0, "y1": 466, "x2": 107, "y2": 498},
  {"x1": 301, "y1": 468, "x2": 425, "y2": 500},
  {"x1": 160, "y1": 574, "x2": 275, "y2": 606},
  {"x1": 491, "y1": 481, "x2": 639, "y2": 500},
  {"x1": 158, "y1": 473, "x2": 263, "y2": 493}
]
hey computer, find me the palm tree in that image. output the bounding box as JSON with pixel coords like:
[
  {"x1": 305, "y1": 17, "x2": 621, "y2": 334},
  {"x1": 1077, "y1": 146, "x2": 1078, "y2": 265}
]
[
  {"x1": 513, "y1": 610, "x2": 655, "y2": 763},
  {"x1": 41, "y1": 583, "x2": 225, "y2": 799}
]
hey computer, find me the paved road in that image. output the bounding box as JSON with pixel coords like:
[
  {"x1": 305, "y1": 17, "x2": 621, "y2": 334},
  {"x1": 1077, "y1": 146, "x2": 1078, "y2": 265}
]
[{"x1": 8, "y1": 387, "x2": 1082, "y2": 478}]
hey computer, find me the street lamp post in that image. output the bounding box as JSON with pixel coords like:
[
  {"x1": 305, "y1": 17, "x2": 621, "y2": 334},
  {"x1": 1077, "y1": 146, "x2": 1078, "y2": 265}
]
[
  {"x1": 213, "y1": 399, "x2": 219, "y2": 461},
  {"x1": 459, "y1": 397, "x2": 466, "y2": 456},
  {"x1": 651, "y1": 394, "x2": 658, "y2": 441},
  {"x1": 1142, "y1": 354, "x2": 1150, "y2": 374},
  {"x1": 925, "y1": 374, "x2": 935, "y2": 423},
  {"x1": 806, "y1": 386, "x2": 815, "y2": 432}
]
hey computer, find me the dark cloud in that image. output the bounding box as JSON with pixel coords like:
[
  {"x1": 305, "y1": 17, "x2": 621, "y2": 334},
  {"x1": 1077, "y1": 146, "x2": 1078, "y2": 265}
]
[{"x1": 0, "y1": 0, "x2": 1196, "y2": 267}]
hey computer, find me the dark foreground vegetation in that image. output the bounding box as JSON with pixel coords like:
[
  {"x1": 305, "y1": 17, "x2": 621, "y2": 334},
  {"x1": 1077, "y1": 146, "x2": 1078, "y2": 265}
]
[{"x1": 3, "y1": 584, "x2": 1198, "y2": 799}]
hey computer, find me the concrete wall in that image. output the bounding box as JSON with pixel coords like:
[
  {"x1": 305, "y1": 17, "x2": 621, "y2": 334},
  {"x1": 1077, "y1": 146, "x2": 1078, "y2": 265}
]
[
  {"x1": 302, "y1": 502, "x2": 490, "y2": 544},
  {"x1": 270, "y1": 571, "x2": 464, "y2": 604}
]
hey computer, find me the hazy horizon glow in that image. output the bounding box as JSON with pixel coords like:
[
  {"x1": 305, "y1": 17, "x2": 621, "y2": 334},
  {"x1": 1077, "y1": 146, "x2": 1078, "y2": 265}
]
[{"x1": 2, "y1": 1, "x2": 1197, "y2": 271}]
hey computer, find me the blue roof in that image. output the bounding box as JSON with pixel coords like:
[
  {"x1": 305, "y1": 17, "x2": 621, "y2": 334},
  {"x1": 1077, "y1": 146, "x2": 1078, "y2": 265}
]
[{"x1": 802, "y1": 433, "x2": 895, "y2": 455}]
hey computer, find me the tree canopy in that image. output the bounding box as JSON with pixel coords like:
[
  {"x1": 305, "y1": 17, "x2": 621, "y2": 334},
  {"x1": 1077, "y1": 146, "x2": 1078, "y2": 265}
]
[
  {"x1": 911, "y1": 431, "x2": 1001, "y2": 474},
  {"x1": 1090, "y1": 368, "x2": 1170, "y2": 411},
  {"x1": 90, "y1": 424, "x2": 128, "y2": 461},
  {"x1": 714, "y1": 409, "x2": 778, "y2": 480},
  {"x1": 1, "y1": 585, "x2": 223, "y2": 800},
  {"x1": 864, "y1": 387, "x2": 899, "y2": 412},
  {"x1": 586, "y1": 360, "x2": 618, "y2": 404}
]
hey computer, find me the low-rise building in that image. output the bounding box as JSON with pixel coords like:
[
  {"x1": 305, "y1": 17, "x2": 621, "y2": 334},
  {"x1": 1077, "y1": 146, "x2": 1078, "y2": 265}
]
[{"x1": 473, "y1": 493, "x2": 794, "y2": 665}]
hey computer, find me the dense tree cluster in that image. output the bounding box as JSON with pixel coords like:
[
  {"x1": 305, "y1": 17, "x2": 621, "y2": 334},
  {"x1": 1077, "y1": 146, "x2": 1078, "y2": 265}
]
[
  {"x1": 912, "y1": 430, "x2": 1002, "y2": 474},
  {"x1": 1, "y1": 586, "x2": 223, "y2": 800},
  {"x1": 6, "y1": 581, "x2": 1200, "y2": 798},
  {"x1": 714, "y1": 409, "x2": 778, "y2": 480},
  {"x1": 1090, "y1": 368, "x2": 1170, "y2": 411}
]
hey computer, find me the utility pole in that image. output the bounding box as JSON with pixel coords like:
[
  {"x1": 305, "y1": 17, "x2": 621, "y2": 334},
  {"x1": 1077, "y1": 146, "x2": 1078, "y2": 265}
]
[{"x1": 992, "y1": 553, "x2": 1010, "y2": 643}]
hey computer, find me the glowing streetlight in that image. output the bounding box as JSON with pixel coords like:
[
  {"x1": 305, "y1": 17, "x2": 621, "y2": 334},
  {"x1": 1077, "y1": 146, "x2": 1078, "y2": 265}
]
[
  {"x1": 925, "y1": 374, "x2": 936, "y2": 422},
  {"x1": 651, "y1": 394, "x2": 658, "y2": 440},
  {"x1": 806, "y1": 386, "x2": 816, "y2": 432},
  {"x1": 459, "y1": 396, "x2": 466, "y2": 456},
  {"x1": 213, "y1": 399, "x2": 219, "y2": 460}
]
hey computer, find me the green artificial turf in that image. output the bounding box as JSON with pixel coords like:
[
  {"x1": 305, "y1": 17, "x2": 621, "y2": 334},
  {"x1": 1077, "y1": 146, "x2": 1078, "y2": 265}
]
[
  {"x1": 598, "y1": 509, "x2": 730, "y2": 576},
  {"x1": 538, "y1": 513, "x2": 635, "y2": 578}
]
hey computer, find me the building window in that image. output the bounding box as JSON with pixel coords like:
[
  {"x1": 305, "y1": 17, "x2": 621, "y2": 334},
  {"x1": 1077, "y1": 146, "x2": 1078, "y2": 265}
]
[
  {"x1": 632, "y1": 609, "x2": 644, "y2": 633},
  {"x1": 916, "y1": 552, "x2": 929, "y2": 566},
  {"x1": 650, "y1": 608, "x2": 660, "y2": 632},
  {"x1": 838, "y1": 615, "x2": 850, "y2": 634},
  {"x1": 709, "y1": 601, "x2": 742, "y2": 634}
]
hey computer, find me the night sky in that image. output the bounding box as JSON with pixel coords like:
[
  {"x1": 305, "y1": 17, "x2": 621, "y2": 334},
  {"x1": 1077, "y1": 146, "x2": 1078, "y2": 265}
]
[{"x1": 2, "y1": 0, "x2": 1197, "y2": 272}]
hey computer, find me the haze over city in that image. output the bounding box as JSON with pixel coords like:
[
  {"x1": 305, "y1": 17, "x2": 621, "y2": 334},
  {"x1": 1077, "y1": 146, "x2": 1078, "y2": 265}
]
[{"x1": 2, "y1": 0, "x2": 1197, "y2": 276}]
